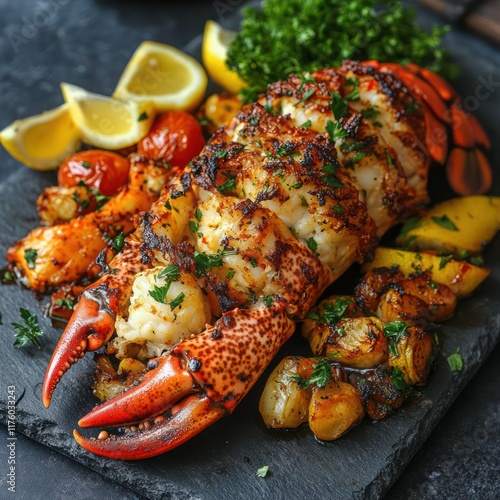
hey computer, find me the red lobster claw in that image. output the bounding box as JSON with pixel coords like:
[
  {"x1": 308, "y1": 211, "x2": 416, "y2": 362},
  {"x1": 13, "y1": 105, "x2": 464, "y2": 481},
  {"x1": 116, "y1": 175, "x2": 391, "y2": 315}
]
[
  {"x1": 73, "y1": 305, "x2": 295, "y2": 460},
  {"x1": 42, "y1": 238, "x2": 148, "y2": 408}
]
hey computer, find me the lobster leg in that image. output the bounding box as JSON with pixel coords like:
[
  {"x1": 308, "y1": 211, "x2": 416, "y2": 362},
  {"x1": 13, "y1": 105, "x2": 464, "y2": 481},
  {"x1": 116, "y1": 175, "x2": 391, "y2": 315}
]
[
  {"x1": 73, "y1": 305, "x2": 295, "y2": 459},
  {"x1": 42, "y1": 237, "x2": 149, "y2": 408}
]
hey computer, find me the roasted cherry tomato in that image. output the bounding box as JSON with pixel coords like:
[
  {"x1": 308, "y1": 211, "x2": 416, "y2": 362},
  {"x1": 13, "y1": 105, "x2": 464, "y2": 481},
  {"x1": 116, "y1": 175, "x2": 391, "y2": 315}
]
[
  {"x1": 58, "y1": 150, "x2": 130, "y2": 196},
  {"x1": 137, "y1": 111, "x2": 205, "y2": 166}
]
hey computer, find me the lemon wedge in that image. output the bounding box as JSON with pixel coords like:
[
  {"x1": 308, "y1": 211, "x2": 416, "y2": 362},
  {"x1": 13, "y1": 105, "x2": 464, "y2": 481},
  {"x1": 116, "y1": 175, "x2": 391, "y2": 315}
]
[
  {"x1": 202, "y1": 20, "x2": 246, "y2": 94},
  {"x1": 113, "y1": 41, "x2": 207, "y2": 112},
  {"x1": 0, "y1": 104, "x2": 80, "y2": 170},
  {"x1": 61, "y1": 83, "x2": 155, "y2": 149}
]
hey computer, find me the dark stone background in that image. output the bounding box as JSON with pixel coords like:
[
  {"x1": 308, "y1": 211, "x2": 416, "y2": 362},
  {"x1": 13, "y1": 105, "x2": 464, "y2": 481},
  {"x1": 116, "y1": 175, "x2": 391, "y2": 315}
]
[{"x1": 0, "y1": 1, "x2": 499, "y2": 498}]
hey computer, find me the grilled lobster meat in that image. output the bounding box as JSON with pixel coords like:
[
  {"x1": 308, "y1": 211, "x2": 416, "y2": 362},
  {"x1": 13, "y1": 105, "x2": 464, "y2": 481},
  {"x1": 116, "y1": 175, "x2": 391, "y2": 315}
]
[{"x1": 5, "y1": 60, "x2": 490, "y2": 460}]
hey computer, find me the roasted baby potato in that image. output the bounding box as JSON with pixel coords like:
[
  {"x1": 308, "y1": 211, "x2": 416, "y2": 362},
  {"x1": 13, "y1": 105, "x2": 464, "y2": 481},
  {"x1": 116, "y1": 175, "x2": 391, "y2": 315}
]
[
  {"x1": 388, "y1": 326, "x2": 434, "y2": 386},
  {"x1": 362, "y1": 247, "x2": 489, "y2": 298},
  {"x1": 259, "y1": 356, "x2": 316, "y2": 428},
  {"x1": 308, "y1": 381, "x2": 364, "y2": 441},
  {"x1": 397, "y1": 196, "x2": 500, "y2": 255}
]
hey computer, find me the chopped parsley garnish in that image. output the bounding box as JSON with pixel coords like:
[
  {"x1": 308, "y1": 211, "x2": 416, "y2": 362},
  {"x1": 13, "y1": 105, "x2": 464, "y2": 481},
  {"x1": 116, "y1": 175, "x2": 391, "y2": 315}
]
[
  {"x1": 249, "y1": 257, "x2": 258, "y2": 268},
  {"x1": 345, "y1": 76, "x2": 359, "y2": 87},
  {"x1": 111, "y1": 232, "x2": 125, "y2": 252},
  {"x1": 298, "y1": 71, "x2": 316, "y2": 91},
  {"x1": 12, "y1": 308, "x2": 44, "y2": 349},
  {"x1": 432, "y1": 214, "x2": 458, "y2": 231},
  {"x1": 265, "y1": 295, "x2": 274, "y2": 307},
  {"x1": 447, "y1": 348, "x2": 463, "y2": 372},
  {"x1": 81, "y1": 161, "x2": 90, "y2": 169},
  {"x1": 165, "y1": 200, "x2": 172, "y2": 210},
  {"x1": 300, "y1": 195, "x2": 309, "y2": 207},
  {"x1": 307, "y1": 237, "x2": 318, "y2": 253},
  {"x1": 137, "y1": 111, "x2": 148, "y2": 121},
  {"x1": 390, "y1": 367, "x2": 408, "y2": 392},
  {"x1": 168, "y1": 292, "x2": 185, "y2": 310},
  {"x1": 301, "y1": 119, "x2": 312, "y2": 128},
  {"x1": 301, "y1": 88, "x2": 315, "y2": 103},
  {"x1": 361, "y1": 106, "x2": 380, "y2": 120},
  {"x1": 344, "y1": 88, "x2": 360, "y2": 101},
  {"x1": 194, "y1": 208, "x2": 202, "y2": 221},
  {"x1": 330, "y1": 91, "x2": 348, "y2": 120},
  {"x1": 158, "y1": 264, "x2": 181, "y2": 281},
  {"x1": 217, "y1": 176, "x2": 237, "y2": 194},
  {"x1": 72, "y1": 189, "x2": 90, "y2": 209},
  {"x1": 57, "y1": 297, "x2": 75, "y2": 310},
  {"x1": 439, "y1": 254, "x2": 453, "y2": 269},
  {"x1": 149, "y1": 265, "x2": 182, "y2": 309},
  {"x1": 399, "y1": 216, "x2": 420, "y2": 239},
  {"x1": 332, "y1": 203, "x2": 344, "y2": 214},
  {"x1": 256, "y1": 466, "x2": 269, "y2": 478},
  {"x1": 306, "y1": 297, "x2": 351, "y2": 325},
  {"x1": 290, "y1": 181, "x2": 303, "y2": 189},
  {"x1": 189, "y1": 221, "x2": 199, "y2": 233},
  {"x1": 194, "y1": 248, "x2": 238, "y2": 277},
  {"x1": 383, "y1": 321, "x2": 409, "y2": 357},
  {"x1": 290, "y1": 358, "x2": 332, "y2": 389},
  {"x1": 215, "y1": 149, "x2": 228, "y2": 159},
  {"x1": 385, "y1": 149, "x2": 394, "y2": 166},
  {"x1": 24, "y1": 248, "x2": 38, "y2": 269},
  {"x1": 326, "y1": 120, "x2": 348, "y2": 141},
  {"x1": 352, "y1": 151, "x2": 366, "y2": 163},
  {"x1": 226, "y1": 270, "x2": 235, "y2": 280},
  {"x1": 322, "y1": 163, "x2": 343, "y2": 188}
]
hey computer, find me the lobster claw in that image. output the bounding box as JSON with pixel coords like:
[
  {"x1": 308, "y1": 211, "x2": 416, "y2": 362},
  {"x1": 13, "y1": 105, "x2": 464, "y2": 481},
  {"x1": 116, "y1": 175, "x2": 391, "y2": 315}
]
[
  {"x1": 73, "y1": 304, "x2": 295, "y2": 460},
  {"x1": 42, "y1": 238, "x2": 148, "y2": 408}
]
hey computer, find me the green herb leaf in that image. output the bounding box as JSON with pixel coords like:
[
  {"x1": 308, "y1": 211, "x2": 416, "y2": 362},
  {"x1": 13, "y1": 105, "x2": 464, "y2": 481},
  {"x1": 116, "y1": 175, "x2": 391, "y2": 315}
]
[
  {"x1": 325, "y1": 120, "x2": 348, "y2": 141},
  {"x1": 447, "y1": 348, "x2": 463, "y2": 372},
  {"x1": 194, "y1": 248, "x2": 239, "y2": 277},
  {"x1": 256, "y1": 466, "x2": 269, "y2": 478},
  {"x1": 217, "y1": 177, "x2": 237, "y2": 194},
  {"x1": 439, "y1": 254, "x2": 453, "y2": 270},
  {"x1": 57, "y1": 297, "x2": 75, "y2": 310},
  {"x1": 384, "y1": 321, "x2": 409, "y2": 357},
  {"x1": 82, "y1": 161, "x2": 90, "y2": 169},
  {"x1": 301, "y1": 119, "x2": 312, "y2": 128},
  {"x1": 432, "y1": 214, "x2": 458, "y2": 231},
  {"x1": 306, "y1": 297, "x2": 351, "y2": 325},
  {"x1": 168, "y1": 292, "x2": 185, "y2": 310},
  {"x1": 307, "y1": 237, "x2": 318, "y2": 253},
  {"x1": 330, "y1": 91, "x2": 348, "y2": 119},
  {"x1": 361, "y1": 106, "x2": 380, "y2": 120},
  {"x1": 137, "y1": 111, "x2": 148, "y2": 121},
  {"x1": 249, "y1": 257, "x2": 258, "y2": 268},
  {"x1": 24, "y1": 248, "x2": 38, "y2": 269},
  {"x1": 111, "y1": 232, "x2": 125, "y2": 252},
  {"x1": 194, "y1": 208, "x2": 202, "y2": 221},
  {"x1": 12, "y1": 308, "x2": 44, "y2": 349},
  {"x1": 158, "y1": 264, "x2": 180, "y2": 281},
  {"x1": 290, "y1": 358, "x2": 332, "y2": 390},
  {"x1": 149, "y1": 282, "x2": 171, "y2": 304},
  {"x1": 399, "y1": 216, "x2": 420, "y2": 239}
]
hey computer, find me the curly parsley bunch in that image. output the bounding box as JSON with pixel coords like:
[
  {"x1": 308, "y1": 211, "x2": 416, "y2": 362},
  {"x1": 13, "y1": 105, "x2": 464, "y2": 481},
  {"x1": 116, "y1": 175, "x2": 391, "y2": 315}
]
[{"x1": 227, "y1": 0, "x2": 451, "y2": 101}]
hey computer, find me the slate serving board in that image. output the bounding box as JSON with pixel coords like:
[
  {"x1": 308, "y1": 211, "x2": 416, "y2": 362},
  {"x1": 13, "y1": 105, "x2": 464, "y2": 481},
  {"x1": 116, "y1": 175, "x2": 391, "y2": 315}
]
[{"x1": 1, "y1": 2, "x2": 500, "y2": 499}]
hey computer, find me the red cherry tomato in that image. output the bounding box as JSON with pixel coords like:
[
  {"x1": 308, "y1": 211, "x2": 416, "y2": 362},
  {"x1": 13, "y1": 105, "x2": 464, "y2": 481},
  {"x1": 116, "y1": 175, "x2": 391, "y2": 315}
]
[
  {"x1": 137, "y1": 111, "x2": 205, "y2": 166},
  {"x1": 58, "y1": 150, "x2": 130, "y2": 196}
]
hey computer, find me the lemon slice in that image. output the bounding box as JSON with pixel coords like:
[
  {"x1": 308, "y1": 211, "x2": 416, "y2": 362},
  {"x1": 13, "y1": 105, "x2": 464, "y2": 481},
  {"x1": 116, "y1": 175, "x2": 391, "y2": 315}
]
[
  {"x1": 113, "y1": 41, "x2": 207, "y2": 112},
  {"x1": 202, "y1": 20, "x2": 246, "y2": 94},
  {"x1": 0, "y1": 104, "x2": 80, "y2": 170},
  {"x1": 61, "y1": 82, "x2": 155, "y2": 149}
]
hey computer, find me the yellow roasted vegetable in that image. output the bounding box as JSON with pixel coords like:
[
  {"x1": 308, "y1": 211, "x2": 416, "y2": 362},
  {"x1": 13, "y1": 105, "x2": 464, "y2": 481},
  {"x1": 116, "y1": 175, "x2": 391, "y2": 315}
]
[
  {"x1": 362, "y1": 247, "x2": 490, "y2": 298},
  {"x1": 308, "y1": 381, "x2": 364, "y2": 441},
  {"x1": 397, "y1": 196, "x2": 500, "y2": 255},
  {"x1": 388, "y1": 326, "x2": 434, "y2": 386},
  {"x1": 259, "y1": 357, "x2": 315, "y2": 428}
]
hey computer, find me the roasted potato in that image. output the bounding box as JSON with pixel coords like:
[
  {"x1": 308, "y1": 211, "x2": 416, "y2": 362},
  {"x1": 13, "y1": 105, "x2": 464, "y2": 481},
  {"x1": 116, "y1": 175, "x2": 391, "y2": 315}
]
[
  {"x1": 259, "y1": 356, "x2": 315, "y2": 428},
  {"x1": 362, "y1": 247, "x2": 489, "y2": 298},
  {"x1": 397, "y1": 196, "x2": 500, "y2": 255},
  {"x1": 389, "y1": 326, "x2": 434, "y2": 386},
  {"x1": 308, "y1": 381, "x2": 364, "y2": 441}
]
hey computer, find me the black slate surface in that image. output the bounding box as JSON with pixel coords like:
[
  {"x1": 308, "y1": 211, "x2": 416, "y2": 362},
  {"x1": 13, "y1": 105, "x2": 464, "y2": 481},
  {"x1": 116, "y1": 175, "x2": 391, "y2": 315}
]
[{"x1": 0, "y1": 1, "x2": 500, "y2": 499}]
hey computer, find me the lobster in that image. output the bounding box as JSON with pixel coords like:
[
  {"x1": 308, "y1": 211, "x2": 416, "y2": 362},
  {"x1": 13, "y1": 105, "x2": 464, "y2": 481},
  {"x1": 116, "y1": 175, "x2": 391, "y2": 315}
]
[{"x1": 6, "y1": 60, "x2": 490, "y2": 460}]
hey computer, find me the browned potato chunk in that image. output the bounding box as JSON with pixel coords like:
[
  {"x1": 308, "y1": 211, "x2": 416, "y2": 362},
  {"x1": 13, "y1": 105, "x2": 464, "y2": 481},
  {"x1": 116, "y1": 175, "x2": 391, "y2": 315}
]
[
  {"x1": 304, "y1": 315, "x2": 387, "y2": 369},
  {"x1": 308, "y1": 381, "x2": 364, "y2": 441},
  {"x1": 259, "y1": 357, "x2": 315, "y2": 428},
  {"x1": 389, "y1": 326, "x2": 434, "y2": 386}
]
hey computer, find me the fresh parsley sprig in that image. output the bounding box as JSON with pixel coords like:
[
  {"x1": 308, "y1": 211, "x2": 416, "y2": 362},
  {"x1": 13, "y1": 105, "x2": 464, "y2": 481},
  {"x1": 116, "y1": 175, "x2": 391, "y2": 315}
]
[
  {"x1": 11, "y1": 308, "x2": 44, "y2": 349},
  {"x1": 290, "y1": 358, "x2": 333, "y2": 390},
  {"x1": 384, "y1": 321, "x2": 409, "y2": 357}
]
